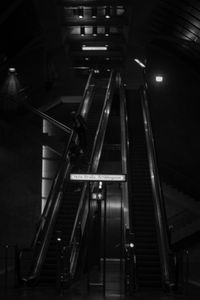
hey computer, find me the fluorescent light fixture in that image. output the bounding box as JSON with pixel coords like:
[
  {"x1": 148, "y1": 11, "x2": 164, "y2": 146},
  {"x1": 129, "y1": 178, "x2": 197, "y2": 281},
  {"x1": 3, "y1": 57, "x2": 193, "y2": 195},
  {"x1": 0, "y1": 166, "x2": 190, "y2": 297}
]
[
  {"x1": 155, "y1": 75, "x2": 163, "y2": 82},
  {"x1": 82, "y1": 45, "x2": 108, "y2": 51},
  {"x1": 134, "y1": 58, "x2": 146, "y2": 68}
]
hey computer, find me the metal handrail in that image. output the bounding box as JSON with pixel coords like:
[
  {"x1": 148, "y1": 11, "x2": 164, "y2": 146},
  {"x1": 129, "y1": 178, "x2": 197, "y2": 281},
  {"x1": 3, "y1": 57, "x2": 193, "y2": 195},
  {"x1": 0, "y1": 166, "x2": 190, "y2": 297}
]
[
  {"x1": 141, "y1": 87, "x2": 171, "y2": 289},
  {"x1": 118, "y1": 73, "x2": 137, "y2": 293},
  {"x1": 21, "y1": 69, "x2": 95, "y2": 284},
  {"x1": 118, "y1": 73, "x2": 130, "y2": 231},
  {"x1": 69, "y1": 71, "x2": 115, "y2": 277}
]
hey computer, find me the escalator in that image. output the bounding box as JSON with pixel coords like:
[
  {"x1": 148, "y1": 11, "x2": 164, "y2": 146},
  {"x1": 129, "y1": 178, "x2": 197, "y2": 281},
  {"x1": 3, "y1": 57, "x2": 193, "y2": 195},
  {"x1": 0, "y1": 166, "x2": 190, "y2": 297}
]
[
  {"x1": 38, "y1": 77, "x2": 110, "y2": 285},
  {"x1": 126, "y1": 89, "x2": 167, "y2": 289},
  {"x1": 20, "y1": 71, "x2": 116, "y2": 287}
]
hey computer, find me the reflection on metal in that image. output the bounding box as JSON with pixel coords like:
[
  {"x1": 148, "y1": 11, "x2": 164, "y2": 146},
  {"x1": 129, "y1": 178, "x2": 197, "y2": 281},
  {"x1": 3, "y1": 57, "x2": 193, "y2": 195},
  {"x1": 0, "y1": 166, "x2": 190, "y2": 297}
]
[{"x1": 70, "y1": 173, "x2": 126, "y2": 182}]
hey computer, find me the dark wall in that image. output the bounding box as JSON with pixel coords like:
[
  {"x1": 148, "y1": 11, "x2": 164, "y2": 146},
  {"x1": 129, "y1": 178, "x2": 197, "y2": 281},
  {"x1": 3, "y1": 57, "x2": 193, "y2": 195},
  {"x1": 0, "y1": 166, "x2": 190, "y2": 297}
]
[
  {"x1": 147, "y1": 47, "x2": 200, "y2": 185},
  {"x1": 0, "y1": 1, "x2": 41, "y2": 58}
]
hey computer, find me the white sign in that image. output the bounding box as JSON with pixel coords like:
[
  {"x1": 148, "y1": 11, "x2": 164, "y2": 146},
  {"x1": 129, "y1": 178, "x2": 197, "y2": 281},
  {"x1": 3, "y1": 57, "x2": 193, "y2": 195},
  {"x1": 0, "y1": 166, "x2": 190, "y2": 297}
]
[{"x1": 70, "y1": 173, "x2": 126, "y2": 182}]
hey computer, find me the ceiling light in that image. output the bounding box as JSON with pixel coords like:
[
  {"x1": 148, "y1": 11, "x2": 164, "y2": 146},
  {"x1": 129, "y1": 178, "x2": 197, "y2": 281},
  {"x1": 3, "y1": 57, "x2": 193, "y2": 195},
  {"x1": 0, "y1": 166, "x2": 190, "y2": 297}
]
[
  {"x1": 106, "y1": 57, "x2": 110, "y2": 61},
  {"x1": 105, "y1": 6, "x2": 111, "y2": 19},
  {"x1": 155, "y1": 75, "x2": 163, "y2": 82},
  {"x1": 134, "y1": 58, "x2": 146, "y2": 68},
  {"x1": 9, "y1": 67, "x2": 16, "y2": 73},
  {"x1": 94, "y1": 69, "x2": 100, "y2": 74},
  {"x1": 78, "y1": 7, "x2": 84, "y2": 18},
  {"x1": 92, "y1": 7, "x2": 97, "y2": 18},
  {"x1": 85, "y1": 57, "x2": 89, "y2": 61},
  {"x1": 82, "y1": 45, "x2": 108, "y2": 51},
  {"x1": 105, "y1": 27, "x2": 110, "y2": 37},
  {"x1": 93, "y1": 26, "x2": 97, "y2": 36},
  {"x1": 80, "y1": 26, "x2": 85, "y2": 36}
]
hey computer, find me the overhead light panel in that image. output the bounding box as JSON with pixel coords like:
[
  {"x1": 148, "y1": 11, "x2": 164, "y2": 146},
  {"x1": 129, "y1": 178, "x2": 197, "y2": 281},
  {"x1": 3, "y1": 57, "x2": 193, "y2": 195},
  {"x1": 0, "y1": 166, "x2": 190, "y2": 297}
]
[
  {"x1": 134, "y1": 58, "x2": 146, "y2": 68},
  {"x1": 82, "y1": 45, "x2": 108, "y2": 51},
  {"x1": 78, "y1": 7, "x2": 84, "y2": 18},
  {"x1": 80, "y1": 26, "x2": 85, "y2": 36},
  {"x1": 92, "y1": 7, "x2": 97, "y2": 18},
  {"x1": 105, "y1": 6, "x2": 111, "y2": 19}
]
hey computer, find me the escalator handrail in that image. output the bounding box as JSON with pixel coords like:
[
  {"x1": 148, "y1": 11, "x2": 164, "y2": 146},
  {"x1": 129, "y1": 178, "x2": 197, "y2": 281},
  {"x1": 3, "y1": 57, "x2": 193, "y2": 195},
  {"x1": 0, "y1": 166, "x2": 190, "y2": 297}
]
[
  {"x1": 141, "y1": 87, "x2": 171, "y2": 288},
  {"x1": 77, "y1": 68, "x2": 94, "y2": 118},
  {"x1": 69, "y1": 71, "x2": 115, "y2": 276},
  {"x1": 118, "y1": 73, "x2": 130, "y2": 231},
  {"x1": 22, "y1": 69, "x2": 95, "y2": 283},
  {"x1": 118, "y1": 74, "x2": 138, "y2": 291}
]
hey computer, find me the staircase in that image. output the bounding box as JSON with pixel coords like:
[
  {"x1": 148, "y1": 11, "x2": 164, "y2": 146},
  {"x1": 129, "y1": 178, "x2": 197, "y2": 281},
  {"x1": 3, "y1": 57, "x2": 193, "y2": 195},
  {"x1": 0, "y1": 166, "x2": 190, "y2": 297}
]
[
  {"x1": 38, "y1": 80, "x2": 108, "y2": 285},
  {"x1": 126, "y1": 90, "x2": 162, "y2": 288}
]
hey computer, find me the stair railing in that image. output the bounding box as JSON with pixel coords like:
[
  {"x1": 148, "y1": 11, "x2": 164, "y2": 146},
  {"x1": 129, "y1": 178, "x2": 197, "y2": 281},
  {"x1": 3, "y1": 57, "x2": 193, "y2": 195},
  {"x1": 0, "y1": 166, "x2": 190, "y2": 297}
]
[
  {"x1": 118, "y1": 73, "x2": 137, "y2": 293},
  {"x1": 19, "y1": 69, "x2": 95, "y2": 285},
  {"x1": 140, "y1": 87, "x2": 172, "y2": 289},
  {"x1": 68, "y1": 70, "x2": 116, "y2": 278}
]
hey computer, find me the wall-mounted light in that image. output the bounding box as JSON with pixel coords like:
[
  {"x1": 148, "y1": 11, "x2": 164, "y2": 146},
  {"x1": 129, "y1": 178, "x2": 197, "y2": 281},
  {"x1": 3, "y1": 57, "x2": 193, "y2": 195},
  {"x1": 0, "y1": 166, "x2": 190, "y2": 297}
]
[
  {"x1": 80, "y1": 26, "x2": 85, "y2": 36},
  {"x1": 134, "y1": 58, "x2": 146, "y2": 68},
  {"x1": 105, "y1": 6, "x2": 111, "y2": 19},
  {"x1": 93, "y1": 26, "x2": 97, "y2": 36},
  {"x1": 105, "y1": 27, "x2": 110, "y2": 36},
  {"x1": 92, "y1": 7, "x2": 97, "y2": 18},
  {"x1": 78, "y1": 7, "x2": 84, "y2": 18},
  {"x1": 155, "y1": 75, "x2": 163, "y2": 82}
]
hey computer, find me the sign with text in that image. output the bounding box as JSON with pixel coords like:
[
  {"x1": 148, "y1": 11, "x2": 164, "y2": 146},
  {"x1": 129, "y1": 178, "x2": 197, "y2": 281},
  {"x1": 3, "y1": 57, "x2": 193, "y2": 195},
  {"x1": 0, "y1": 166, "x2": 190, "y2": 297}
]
[{"x1": 70, "y1": 173, "x2": 126, "y2": 182}]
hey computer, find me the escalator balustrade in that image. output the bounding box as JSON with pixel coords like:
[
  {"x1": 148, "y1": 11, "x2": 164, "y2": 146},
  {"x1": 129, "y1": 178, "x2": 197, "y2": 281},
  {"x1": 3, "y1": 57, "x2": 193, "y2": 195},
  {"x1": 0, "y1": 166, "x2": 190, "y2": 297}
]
[{"x1": 127, "y1": 90, "x2": 162, "y2": 288}]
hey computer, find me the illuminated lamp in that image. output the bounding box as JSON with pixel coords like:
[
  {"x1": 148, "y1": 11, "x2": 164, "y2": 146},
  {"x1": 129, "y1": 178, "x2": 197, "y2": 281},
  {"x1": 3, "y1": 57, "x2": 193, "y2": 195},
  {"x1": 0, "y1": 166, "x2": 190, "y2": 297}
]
[
  {"x1": 105, "y1": 6, "x2": 111, "y2": 18},
  {"x1": 155, "y1": 75, "x2": 163, "y2": 82}
]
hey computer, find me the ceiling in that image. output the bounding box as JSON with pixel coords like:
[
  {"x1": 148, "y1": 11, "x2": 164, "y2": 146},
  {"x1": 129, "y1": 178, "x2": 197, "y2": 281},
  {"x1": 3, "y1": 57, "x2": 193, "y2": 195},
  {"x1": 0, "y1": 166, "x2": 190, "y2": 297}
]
[{"x1": 1, "y1": 0, "x2": 200, "y2": 72}]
